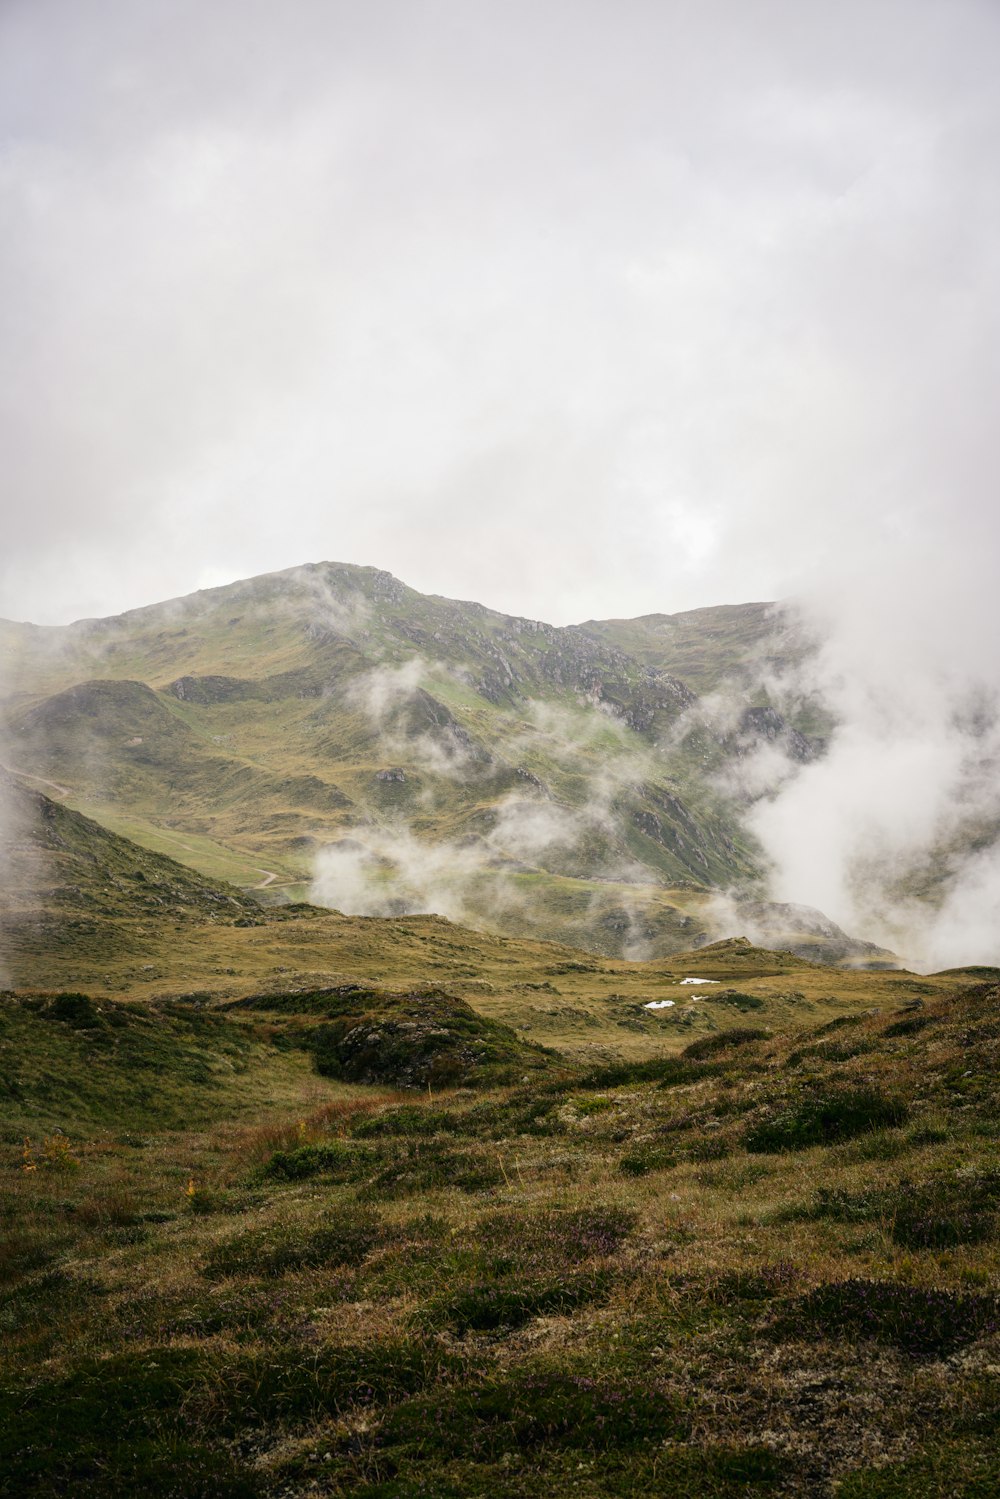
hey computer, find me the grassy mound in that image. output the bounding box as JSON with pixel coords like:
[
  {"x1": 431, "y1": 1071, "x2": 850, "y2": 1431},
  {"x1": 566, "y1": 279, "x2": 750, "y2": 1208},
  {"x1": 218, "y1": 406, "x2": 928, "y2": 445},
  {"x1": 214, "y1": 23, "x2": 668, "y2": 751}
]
[
  {"x1": 0, "y1": 992, "x2": 316, "y2": 1135},
  {"x1": 234, "y1": 985, "x2": 554, "y2": 1089}
]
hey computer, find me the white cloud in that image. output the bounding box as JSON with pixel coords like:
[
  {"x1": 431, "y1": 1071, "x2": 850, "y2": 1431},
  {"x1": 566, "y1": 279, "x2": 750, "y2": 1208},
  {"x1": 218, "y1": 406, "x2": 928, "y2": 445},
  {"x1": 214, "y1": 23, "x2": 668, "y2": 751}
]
[{"x1": 1, "y1": 0, "x2": 998, "y2": 628}]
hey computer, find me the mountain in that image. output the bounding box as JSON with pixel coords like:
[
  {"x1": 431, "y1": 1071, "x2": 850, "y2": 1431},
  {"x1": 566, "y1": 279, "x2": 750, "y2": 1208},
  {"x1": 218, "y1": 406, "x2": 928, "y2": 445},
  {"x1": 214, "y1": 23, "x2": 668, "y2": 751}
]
[
  {"x1": 0, "y1": 560, "x2": 873, "y2": 964},
  {"x1": 3, "y1": 773, "x2": 928, "y2": 1063}
]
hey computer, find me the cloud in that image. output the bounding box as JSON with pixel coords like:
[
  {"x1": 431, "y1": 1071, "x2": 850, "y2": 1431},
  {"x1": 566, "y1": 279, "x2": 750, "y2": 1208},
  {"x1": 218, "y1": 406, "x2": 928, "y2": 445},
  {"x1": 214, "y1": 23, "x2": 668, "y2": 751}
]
[
  {"x1": 2, "y1": 0, "x2": 999, "y2": 628},
  {"x1": 4, "y1": 0, "x2": 999, "y2": 967},
  {"x1": 286, "y1": 565, "x2": 372, "y2": 644},
  {"x1": 309, "y1": 687, "x2": 680, "y2": 958},
  {"x1": 345, "y1": 657, "x2": 487, "y2": 781},
  {"x1": 348, "y1": 659, "x2": 429, "y2": 727},
  {"x1": 745, "y1": 582, "x2": 1000, "y2": 969}
]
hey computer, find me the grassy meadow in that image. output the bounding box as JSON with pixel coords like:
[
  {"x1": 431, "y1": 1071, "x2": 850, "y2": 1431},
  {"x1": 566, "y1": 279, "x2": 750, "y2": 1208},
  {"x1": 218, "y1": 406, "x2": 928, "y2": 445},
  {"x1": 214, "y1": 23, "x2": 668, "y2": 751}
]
[
  {"x1": 3, "y1": 565, "x2": 998, "y2": 1496},
  {"x1": 4, "y1": 974, "x2": 1000, "y2": 1496}
]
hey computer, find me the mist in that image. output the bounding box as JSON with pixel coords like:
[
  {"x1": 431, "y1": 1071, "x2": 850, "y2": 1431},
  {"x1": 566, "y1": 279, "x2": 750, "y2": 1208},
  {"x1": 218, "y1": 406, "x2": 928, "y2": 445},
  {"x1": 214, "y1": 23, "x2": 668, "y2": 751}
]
[
  {"x1": 747, "y1": 552, "x2": 1000, "y2": 969},
  {"x1": 3, "y1": 1, "x2": 998, "y2": 966}
]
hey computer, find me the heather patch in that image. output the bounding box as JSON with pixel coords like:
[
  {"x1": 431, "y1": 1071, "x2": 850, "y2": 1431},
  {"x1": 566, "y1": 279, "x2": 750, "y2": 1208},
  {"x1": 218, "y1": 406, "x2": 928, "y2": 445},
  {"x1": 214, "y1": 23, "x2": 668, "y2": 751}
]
[
  {"x1": 203, "y1": 1212, "x2": 385, "y2": 1278},
  {"x1": 744, "y1": 1087, "x2": 909, "y2": 1153},
  {"x1": 376, "y1": 1371, "x2": 687, "y2": 1458},
  {"x1": 262, "y1": 1139, "x2": 379, "y2": 1182},
  {"x1": 475, "y1": 1205, "x2": 636, "y2": 1264},
  {"x1": 619, "y1": 1142, "x2": 679, "y2": 1176},
  {"x1": 801, "y1": 1173, "x2": 1000, "y2": 1249},
  {"x1": 352, "y1": 1105, "x2": 464, "y2": 1138},
  {"x1": 362, "y1": 1141, "x2": 505, "y2": 1197},
  {"x1": 702, "y1": 989, "x2": 766, "y2": 1013},
  {"x1": 883, "y1": 1013, "x2": 936, "y2": 1039},
  {"x1": 424, "y1": 1269, "x2": 619, "y2": 1334},
  {"x1": 461, "y1": 1092, "x2": 565, "y2": 1139},
  {"x1": 682, "y1": 1028, "x2": 771, "y2": 1061},
  {"x1": 770, "y1": 1279, "x2": 1000, "y2": 1358}
]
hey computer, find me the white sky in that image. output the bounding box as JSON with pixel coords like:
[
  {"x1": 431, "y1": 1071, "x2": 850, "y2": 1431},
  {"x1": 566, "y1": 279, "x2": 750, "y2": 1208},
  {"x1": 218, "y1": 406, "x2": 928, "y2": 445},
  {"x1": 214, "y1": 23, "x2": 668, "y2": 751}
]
[{"x1": 1, "y1": 0, "x2": 998, "y2": 627}]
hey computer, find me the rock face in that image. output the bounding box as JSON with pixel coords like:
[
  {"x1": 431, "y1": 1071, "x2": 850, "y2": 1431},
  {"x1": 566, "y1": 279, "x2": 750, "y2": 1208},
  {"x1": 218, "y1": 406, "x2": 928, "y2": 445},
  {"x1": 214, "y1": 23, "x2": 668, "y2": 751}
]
[{"x1": 737, "y1": 705, "x2": 823, "y2": 763}]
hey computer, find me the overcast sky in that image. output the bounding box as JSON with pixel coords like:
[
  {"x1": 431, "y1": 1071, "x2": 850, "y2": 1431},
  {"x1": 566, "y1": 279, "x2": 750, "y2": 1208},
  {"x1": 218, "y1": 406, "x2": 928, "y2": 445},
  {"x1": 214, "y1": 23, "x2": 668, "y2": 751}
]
[{"x1": 1, "y1": 0, "x2": 998, "y2": 627}]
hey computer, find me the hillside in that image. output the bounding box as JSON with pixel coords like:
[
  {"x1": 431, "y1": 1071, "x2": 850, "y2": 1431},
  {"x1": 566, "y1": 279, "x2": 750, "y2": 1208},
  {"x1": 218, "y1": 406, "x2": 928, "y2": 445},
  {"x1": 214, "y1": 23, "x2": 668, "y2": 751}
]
[
  {"x1": 579, "y1": 602, "x2": 800, "y2": 693},
  {"x1": 4, "y1": 969, "x2": 1000, "y2": 1495},
  {"x1": 0, "y1": 561, "x2": 862, "y2": 964},
  {"x1": 0, "y1": 776, "x2": 952, "y2": 1062}
]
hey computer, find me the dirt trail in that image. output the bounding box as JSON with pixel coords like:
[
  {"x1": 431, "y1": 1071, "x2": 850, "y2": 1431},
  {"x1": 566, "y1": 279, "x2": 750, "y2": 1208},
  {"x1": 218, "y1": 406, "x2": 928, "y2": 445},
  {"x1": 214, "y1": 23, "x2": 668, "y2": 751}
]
[
  {"x1": 7, "y1": 767, "x2": 72, "y2": 799},
  {"x1": 8, "y1": 765, "x2": 286, "y2": 890}
]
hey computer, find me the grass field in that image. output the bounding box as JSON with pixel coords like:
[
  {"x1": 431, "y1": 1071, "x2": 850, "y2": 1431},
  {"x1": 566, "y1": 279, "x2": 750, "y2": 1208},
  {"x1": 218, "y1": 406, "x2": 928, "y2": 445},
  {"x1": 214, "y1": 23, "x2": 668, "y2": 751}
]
[{"x1": 4, "y1": 977, "x2": 1000, "y2": 1496}]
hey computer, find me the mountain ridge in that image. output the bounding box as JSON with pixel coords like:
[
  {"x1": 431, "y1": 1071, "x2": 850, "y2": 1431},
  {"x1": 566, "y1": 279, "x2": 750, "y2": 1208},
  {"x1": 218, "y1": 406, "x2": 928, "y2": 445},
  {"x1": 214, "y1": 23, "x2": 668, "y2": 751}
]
[{"x1": 0, "y1": 559, "x2": 862, "y2": 965}]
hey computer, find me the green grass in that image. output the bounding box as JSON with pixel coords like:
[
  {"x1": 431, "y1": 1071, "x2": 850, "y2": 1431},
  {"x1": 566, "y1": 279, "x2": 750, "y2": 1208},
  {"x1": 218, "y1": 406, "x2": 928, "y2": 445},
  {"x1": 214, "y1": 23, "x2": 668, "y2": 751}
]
[
  {"x1": 3, "y1": 975, "x2": 1000, "y2": 1495},
  {"x1": 0, "y1": 992, "x2": 322, "y2": 1136}
]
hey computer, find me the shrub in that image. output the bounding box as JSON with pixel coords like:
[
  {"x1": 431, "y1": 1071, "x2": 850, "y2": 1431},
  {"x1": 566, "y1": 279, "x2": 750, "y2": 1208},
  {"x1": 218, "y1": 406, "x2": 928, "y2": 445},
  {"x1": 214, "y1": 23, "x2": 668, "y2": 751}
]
[
  {"x1": 890, "y1": 1177, "x2": 999, "y2": 1250},
  {"x1": 263, "y1": 1140, "x2": 376, "y2": 1181},
  {"x1": 884, "y1": 1013, "x2": 936, "y2": 1038},
  {"x1": 353, "y1": 1106, "x2": 462, "y2": 1138},
  {"x1": 800, "y1": 1173, "x2": 1000, "y2": 1249},
  {"x1": 45, "y1": 992, "x2": 103, "y2": 1027},
  {"x1": 0, "y1": 1348, "x2": 263, "y2": 1498},
  {"x1": 364, "y1": 1142, "x2": 504, "y2": 1198},
  {"x1": 462, "y1": 1095, "x2": 563, "y2": 1139},
  {"x1": 682, "y1": 1028, "x2": 771, "y2": 1061},
  {"x1": 203, "y1": 1212, "x2": 384, "y2": 1278},
  {"x1": 744, "y1": 1088, "x2": 909, "y2": 1153},
  {"x1": 425, "y1": 1269, "x2": 617, "y2": 1333},
  {"x1": 275, "y1": 987, "x2": 551, "y2": 1089},
  {"x1": 704, "y1": 990, "x2": 766, "y2": 1012},
  {"x1": 378, "y1": 1372, "x2": 687, "y2": 1458},
  {"x1": 771, "y1": 1279, "x2": 1000, "y2": 1358},
  {"x1": 619, "y1": 1144, "x2": 678, "y2": 1177},
  {"x1": 475, "y1": 1206, "x2": 636, "y2": 1265}
]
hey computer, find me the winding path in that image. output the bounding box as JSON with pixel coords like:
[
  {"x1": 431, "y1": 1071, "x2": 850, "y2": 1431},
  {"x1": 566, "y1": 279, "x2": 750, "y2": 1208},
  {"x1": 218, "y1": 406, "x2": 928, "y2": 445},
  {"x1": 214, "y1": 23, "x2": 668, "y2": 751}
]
[
  {"x1": 6, "y1": 767, "x2": 72, "y2": 799},
  {"x1": 8, "y1": 763, "x2": 287, "y2": 890}
]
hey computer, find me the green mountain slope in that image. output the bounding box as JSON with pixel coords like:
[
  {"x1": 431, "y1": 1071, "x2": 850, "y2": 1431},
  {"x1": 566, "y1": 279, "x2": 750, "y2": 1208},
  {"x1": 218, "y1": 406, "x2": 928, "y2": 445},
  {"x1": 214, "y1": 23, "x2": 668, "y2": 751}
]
[
  {"x1": 0, "y1": 777, "x2": 923, "y2": 1064},
  {"x1": 0, "y1": 561, "x2": 855, "y2": 961},
  {"x1": 579, "y1": 601, "x2": 795, "y2": 691}
]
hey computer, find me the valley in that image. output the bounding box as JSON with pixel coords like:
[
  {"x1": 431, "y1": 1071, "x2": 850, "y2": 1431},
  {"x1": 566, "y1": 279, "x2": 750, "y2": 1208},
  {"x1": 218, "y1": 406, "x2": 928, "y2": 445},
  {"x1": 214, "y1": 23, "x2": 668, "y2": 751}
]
[
  {"x1": 0, "y1": 561, "x2": 877, "y2": 968},
  {"x1": 2, "y1": 563, "x2": 998, "y2": 1498}
]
